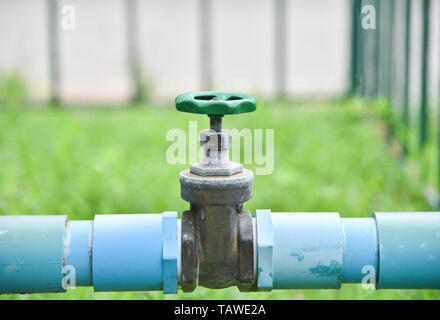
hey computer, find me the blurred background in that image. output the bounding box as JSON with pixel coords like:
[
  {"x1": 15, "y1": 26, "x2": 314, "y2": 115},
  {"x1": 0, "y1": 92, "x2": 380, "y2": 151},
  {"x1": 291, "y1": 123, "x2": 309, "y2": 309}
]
[{"x1": 0, "y1": 0, "x2": 439, "y2": 299}]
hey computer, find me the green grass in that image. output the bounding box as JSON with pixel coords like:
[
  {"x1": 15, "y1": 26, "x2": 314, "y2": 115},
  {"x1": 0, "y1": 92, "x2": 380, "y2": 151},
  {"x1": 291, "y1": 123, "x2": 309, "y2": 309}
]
[
  {"x1": 0, "y1": 72, "x2": 28, "y2": 109},
  {"x1": 0, "y1": 99, "x2": 438, "y2": 299},
  {"x1": 376, "y1": 95, "x2": 440, "y2": 206}
]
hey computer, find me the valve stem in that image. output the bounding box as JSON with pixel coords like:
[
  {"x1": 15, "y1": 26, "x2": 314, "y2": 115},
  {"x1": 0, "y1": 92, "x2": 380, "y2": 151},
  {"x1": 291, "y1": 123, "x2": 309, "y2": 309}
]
[
  {"x1": 210, "y1": 116, "x2": 222, "y2": 132},
  {"x1": 209, "y1": 96, "x2": 223, "y2": 132}
]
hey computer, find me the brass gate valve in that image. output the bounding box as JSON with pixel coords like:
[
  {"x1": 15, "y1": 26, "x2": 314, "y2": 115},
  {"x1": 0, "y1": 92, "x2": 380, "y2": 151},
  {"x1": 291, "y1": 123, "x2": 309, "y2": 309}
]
[{"x1": 176, "y1": 91, "x2": 257, "y2": 291}]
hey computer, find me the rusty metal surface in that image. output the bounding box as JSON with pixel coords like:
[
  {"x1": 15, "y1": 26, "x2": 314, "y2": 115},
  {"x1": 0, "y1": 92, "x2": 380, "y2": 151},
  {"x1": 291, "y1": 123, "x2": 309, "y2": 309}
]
[
  {"x1": 180, "y1": 169, "x2": 255, "y2": 291},
  {"x1": 180, "y1": 169, "x2": 253, "y2": 192}
]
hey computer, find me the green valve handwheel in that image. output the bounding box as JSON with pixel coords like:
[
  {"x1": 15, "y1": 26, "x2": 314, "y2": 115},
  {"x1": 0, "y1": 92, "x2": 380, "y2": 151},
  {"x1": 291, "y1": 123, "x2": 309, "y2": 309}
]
[
  {"x1": 175, "y1": 91, "x2": 256, "y2": 116},
  {"x1": 175, "y1": 91, "x2": 257, "y2": 132}
]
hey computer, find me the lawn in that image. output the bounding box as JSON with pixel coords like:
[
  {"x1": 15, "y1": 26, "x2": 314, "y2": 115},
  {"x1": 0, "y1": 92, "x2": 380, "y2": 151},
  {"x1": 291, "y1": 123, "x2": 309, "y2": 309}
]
[{"x1": 0, "y1": 99, "x2": 438, "y2": 299}]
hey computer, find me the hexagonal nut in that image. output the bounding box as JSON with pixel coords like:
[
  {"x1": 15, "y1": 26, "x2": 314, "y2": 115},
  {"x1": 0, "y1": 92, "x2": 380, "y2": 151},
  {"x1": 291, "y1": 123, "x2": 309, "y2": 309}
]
[{"x1": 190, "y1": 161, "x2": 243, "y2": 176}]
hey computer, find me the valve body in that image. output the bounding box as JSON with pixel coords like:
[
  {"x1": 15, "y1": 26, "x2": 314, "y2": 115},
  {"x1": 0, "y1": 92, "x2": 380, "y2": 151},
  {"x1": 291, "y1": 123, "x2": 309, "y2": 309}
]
[{"x1": 180, "y1": 162, "x2": 255, "y2": 291}]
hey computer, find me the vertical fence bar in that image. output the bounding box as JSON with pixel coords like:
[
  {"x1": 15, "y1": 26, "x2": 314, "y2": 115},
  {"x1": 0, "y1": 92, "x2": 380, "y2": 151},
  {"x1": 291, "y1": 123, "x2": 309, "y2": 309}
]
[
  {"x1": 403, "y1": 0, "x2": 411, "y2": 127},
  {"x1": 438, "y1": 3, "x2": 440, "y2": 192},
  {"x1": 403, "y1": 0, "x2": 412, "y2": 127},
  {"x1": 200, "y1": 0, "x2": 213, "y2": 90},
  {"x1": 350, "y1": 0, "x2": 362, "y2": 95},
  {"x1": 47, "y1": 0, "x2": 61, "y2": 104},
  {"x1": 388, "y1": 0, "x2": 395, "y2": 101},
  {"x1": 420, "y1": 0, "x2": 430, "y2": 147},
  {"x1": 403, "y1": 0, "x2": 412, "y2": 154},
  {"x1": 377, "y1": 0, "x2": 387, "y2": 97},
  {"x1": 362, "y1": 0, "x2": 377, "y2": 98},
  {"x1": 378, "y1": 0, "x2": 386, "y2": 97},
  {"x1": 125, "y1": 0, "x2": 142, "y2": 103},
  {"x1": 358, "y1": 0, "x2": 365, "y2": 96},
  {"x1": 373, "y1": 0, "x2": 380, "y2": 96},
  {"x1": 382, "y1": 0, "x2": 394, "y2": 101},
  {"x1": 274, "y1": 0, "x2": 287, "y2": 98}
]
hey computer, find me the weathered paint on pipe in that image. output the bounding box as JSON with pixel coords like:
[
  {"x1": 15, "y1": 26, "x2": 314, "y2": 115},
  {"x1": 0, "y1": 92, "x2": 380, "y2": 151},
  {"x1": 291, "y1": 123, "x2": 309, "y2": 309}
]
[
  {"x1": 257, "y1": 211, "x2": 344, "y2": 290},
  {"x1": 341, "y1": 218, "x2": 378, "y2": 283},
  {"x1": 256, "y1": 211, "x2": 440, "y2": 290},
  {"x1": 374, "y1": 212, "x2": 440, "y2": 289},
  {"x1": 255, "y1": 210, "x2": 273, "y2": 290},
  {"x1": 0, "y1": 215, "x2": 67, "y2": 293},
  {"x1": 0, "y1": 213, "x2": 178, "y2": 294}
]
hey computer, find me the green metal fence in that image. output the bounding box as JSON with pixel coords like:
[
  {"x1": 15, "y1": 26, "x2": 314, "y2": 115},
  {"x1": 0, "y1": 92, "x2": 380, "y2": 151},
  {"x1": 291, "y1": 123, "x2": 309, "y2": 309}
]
[{"x1": 350, "y1": 0, "x2": 440, "y2": 202}]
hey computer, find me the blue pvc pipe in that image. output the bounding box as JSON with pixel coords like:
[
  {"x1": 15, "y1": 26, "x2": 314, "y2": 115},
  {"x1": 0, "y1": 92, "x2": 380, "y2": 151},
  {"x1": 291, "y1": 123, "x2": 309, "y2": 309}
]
[
  {"x1": 257, "y1": 211, "x2": 344, "y2": 289},
  {"x1": 1, "y1": 211, "x2": 439, "y2": 293},
  {"x1": 256, "y1": 211, "x2": 440, "y2": 290},
  {"x1": 341, "y1": 218, "x2": 378, "y2": 283},
  {"x1": 0, "y1": 215, "x2": 67, "y2": 293},
  {"x1": 65, "y1": 220, "x2": 93, "y2": 287},
  {"x1": 162, "y1": 211, "x2": 178, "y2": 293},
  {"x1": 374, "y1": 212, "x2": 440, "y2": 289},
  {"x1": 93, "y1": 212, "x2": 177, "y2": 293},
  {"x1": 256, "y1": 210, "x2": 273, "y2": 290},
  {"x1": 92, "y1": 214, "x2": 163, "y2": 291},
  {"x1": 0, "y1": 212, "x2": 178, "y2": 294}
]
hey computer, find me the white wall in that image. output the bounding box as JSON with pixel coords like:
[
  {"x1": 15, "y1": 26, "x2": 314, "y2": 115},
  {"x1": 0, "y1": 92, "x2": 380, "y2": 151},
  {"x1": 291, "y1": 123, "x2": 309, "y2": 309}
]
[{"x1": 0, "y1": 0, "x2": 438, "y2": 106}]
